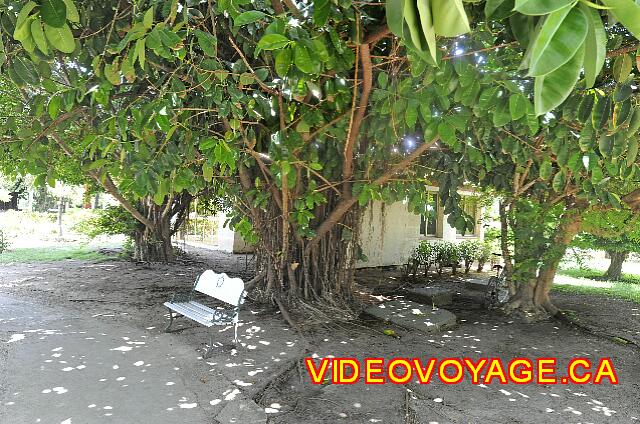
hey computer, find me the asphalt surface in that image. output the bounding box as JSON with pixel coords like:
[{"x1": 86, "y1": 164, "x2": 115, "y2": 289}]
[{"x1": 0, "y1": 294, "x2": 216, "y2": 424}]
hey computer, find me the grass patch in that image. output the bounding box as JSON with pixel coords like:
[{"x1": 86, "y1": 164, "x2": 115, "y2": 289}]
[
  {"x1": 552, "y1": 282, "x2": 640, "y2": 304},
  {"x1": 558, "y1": 267, "x2": 640, "y2": 285},
  {"x1": 0, "y1": 246, "x2": 115, "y2": 264}
]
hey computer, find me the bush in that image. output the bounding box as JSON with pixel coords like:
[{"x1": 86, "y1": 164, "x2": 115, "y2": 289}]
[
  {"x1": 476, "y1": 241, "x2": 495, "y2": 272},
  {"x1": 0, "y1": 229, "x2": 9, "y2": 253},
  {"x1": 434, "y1": 241, "x2": 461, "y2": 275},
  {"x1": 407, "y1": 239, "x2": 498, "y2": 277},
  {"x1": 458, "y1": 240, "x2": 482, "y2": 274},
  {"x1": 74, "y1": 206, "x2": 137, "y2": 238}
]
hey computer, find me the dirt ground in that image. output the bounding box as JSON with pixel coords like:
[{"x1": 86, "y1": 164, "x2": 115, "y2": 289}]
[{"x1": 1, "y1": 245, "x2": 639, "y2": 423}]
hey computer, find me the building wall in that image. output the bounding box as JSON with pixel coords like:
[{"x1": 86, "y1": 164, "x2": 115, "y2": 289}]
[{"x1": 357, "y1": 195, "x2": 483, "y2": 268}]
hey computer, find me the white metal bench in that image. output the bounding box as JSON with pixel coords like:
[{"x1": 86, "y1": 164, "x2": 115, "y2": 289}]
[{"x1": 164, "y1": 270, "x2": 246, "y2": 357}]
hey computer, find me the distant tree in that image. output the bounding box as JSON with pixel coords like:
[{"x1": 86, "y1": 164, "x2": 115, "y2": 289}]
[{"x1": 574, "y1": 208, "x2": 640, "y2": 280}]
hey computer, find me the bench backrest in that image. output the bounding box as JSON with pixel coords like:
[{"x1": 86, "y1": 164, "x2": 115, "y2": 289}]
[{"x1": 193, "y1": 270, "x2": 245, "y2": 306}]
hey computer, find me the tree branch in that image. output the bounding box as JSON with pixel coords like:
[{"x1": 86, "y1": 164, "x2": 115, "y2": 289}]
[{"x1": 305, "y1": 137, "x2": 439, "y2": 254}]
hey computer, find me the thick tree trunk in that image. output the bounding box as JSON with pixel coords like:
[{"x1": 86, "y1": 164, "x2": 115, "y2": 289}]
[
  {"x1": 131, "y1": 194, "x2": 192, "y2": 263},
  {"x1": 133, "y1": 216, "x2": 174, "y2": 263},
  {"x1": 505, "y1": 207, "x2": 583, "y2": 321},
  {"x1": 604, "y1": 251, "x2": 628, "y2": 281},
  {"x1": 251, "y1": 190, "x2": 361, "y2": 304}
]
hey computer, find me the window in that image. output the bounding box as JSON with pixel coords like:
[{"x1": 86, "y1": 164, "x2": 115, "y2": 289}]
[
  {"x1": 419, "y1": 193, "x2": 439, "y2": 236},
  {"x1": 456, "y1": 197, "x2": 478, "y2": 236}
]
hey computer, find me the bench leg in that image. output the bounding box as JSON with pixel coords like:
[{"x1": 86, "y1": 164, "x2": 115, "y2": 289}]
[
  {"x1": 233, "y1": 322, "x2": 239, "y2": 346},
  {"x1": 203, "y1": 333, "x2": 215, "y2": 359},
  {"x1": 164, "y1": 309, "x2": 177, "y2": 333}
]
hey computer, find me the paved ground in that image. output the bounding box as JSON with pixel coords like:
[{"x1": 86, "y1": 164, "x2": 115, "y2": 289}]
[{"x1": 0, "y1": 294, "x2": 261, "y2": 424}]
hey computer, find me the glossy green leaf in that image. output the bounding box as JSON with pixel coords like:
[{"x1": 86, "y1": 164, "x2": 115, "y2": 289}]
[
  {"x1": 601, "y1": 0, "x2": 640, "y2": 40},
  {"x1": 485, "y1": 0, "x2": 515, "y2": 19},
  {"x1": 515, "y1": 0, "x2": 574, "y2": 15},
  {"x1": 612, "y1": 55, "x2": 633, "y2": 82},
  {"x1": 294, "y1": 43, "x2": 317, "y2": 74},
  {"x1": 62, "y1": 0, "x2": 79, "y2": 23},
  {"x1": 627, "y1": 138, "x2": 639, "y2": 166},
  {"x1": 40, "y1": 0, "x2": 67, "y2": 28},
  {"x1": 416, "y1": 0, "x2": 437, "y2": 61},
  {"x1": 234, "y1": 11, "x2": 267, "y2": 26},
  {"x1": 404, "y1": 0, "x2": 425, "y2": 51},
  {"x1": 509, "y1": 94, "x2": 528, "y2": 120},
  {"x1": 552, "y1": 170, "x2": 566, "y2": 192},
  {"x1": 44, "y1": 23, "x2": 75, "y2": 53},
  {"x1": 534, "y1": 43, "x2": 584, "y2": 115},
  {"x1": 31, "y1": 18, "x2": 49, "y2": 55},
  {"x1": 257, "y1": 34, "x2": 290, "y2": 50},
  {"x1": 314, "y1": 0, "x2": 331, "y2": 26},
  {"x1": 194, "y1": 30, "x2": 217, "y2": 57},
  {"x1": 15, "y1": 2, "x2": 37, "y2": 31},
  {"x1": 143, "y1": 7, "x2": 154, "y2": 29},
  {"x1": 539, "y1": 159, "x2": 553, "y2": 179},
  {"x1": 528, "y1": 6, "x2": 588, "y2": 77},
  {"x1": 275, "y1": 48, "x2": 292, "y2": 77},
  {"x1": 386, "y1": 0, "x2": 405, "y2": 35},
  {"x1": 581, "y1": 4, "x2": 606, "y2": 88},
  {"x1": 431, "y1": 0, "x2": 470, "y2": 37},
  {"x1": 135, "y1": 38, "x2": 146, "y2": 69}
]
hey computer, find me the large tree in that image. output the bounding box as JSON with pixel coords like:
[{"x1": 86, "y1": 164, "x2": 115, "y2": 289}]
[{"x1": 2, "y1": 0, "x2": 640, "y2": 318}]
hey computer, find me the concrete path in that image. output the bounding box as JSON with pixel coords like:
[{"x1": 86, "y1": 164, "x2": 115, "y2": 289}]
[{"x1": 0, "y1": 295, "x2": 236, "y2": 424}]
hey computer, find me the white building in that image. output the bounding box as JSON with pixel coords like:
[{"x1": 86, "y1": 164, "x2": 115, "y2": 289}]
[
  {"x1": 357, "y1": 188, "x2": 483, "y2": 268},
  {"x1": 181, "y1": 188, "x2": 484, "y2": 268}
]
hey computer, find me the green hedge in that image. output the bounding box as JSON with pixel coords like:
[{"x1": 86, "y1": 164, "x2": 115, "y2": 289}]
[{"x1": 407, "y1": 239, "x2": 494, "y2": 276}]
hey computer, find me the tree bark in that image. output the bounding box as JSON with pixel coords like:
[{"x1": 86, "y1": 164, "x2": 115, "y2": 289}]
[
  {"x1": 604, "y1": 251, "x2": 628, "y2": 281},
  {"x1": 505, "y1": 206, "x2": 583, "y2": 321},
  {"x1": 131, "y1": 193, "x2": 192, "y2": 263}
]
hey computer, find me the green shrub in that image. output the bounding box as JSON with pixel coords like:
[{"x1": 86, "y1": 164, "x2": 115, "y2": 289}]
[
  {"x1": 74, "y1": 206, "x2": 137, "y2": 238},
  {"x1": 477, "y1": 240, "x2": 496, "y2": 272},
  {"x1": 0, "y1": 229, "x2": 9, "y2": 254},
  {"x1": 458, "y1": 240, "x2": 482, "y2": 274},
  {"x1": 434, "y1": 241, "x2": 461, "y2": 275},
  {"x1": 409, "y1": 240, "x2": 437, "y2": 276}
]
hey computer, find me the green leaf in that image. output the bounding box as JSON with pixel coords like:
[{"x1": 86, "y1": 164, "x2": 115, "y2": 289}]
[
  {"x1": 275, "y1": 48, "x2": 292, "y2": 77},
  {"x1": 12, "y1": 57, "x2": 39, "y2": 85},
  {"x1": 515, "y1": 0, "x2": 574, "y2": 15},
  {"x1": 438, "y1": 121, "x2": 457, "y2": 146},
  {"x1": 534, "y1": 43, "x2": 584, "y2": 115},
  {"x1": 601, "y1": 0, "x2": 640, "y2": 40},
  {"x1": 294, "y1": 43, "x2": 317, "y2": 74},
  {"x1": 16, "y1": 2, "x2": 38, "y2": 31},
  {"x1": 599, "y1": 134, "x2": 614, "y2": 158},
  {"x1": 234, "y1": 11, "x2": 267, "y2": 26},
  {"x1": 528, "y1": 6, "x2": 588, "y2": 77},
  {"x1": 257, "y1": 33, "x2": 290, "y2": 50},
  {"x1": 31, "y1": 18, "x2": 49, "y2": 55},
  {"x1": 552, "y1": 170, "x2": 566, "y2": 192},
  {"x1": 627, "y1": 138, "x2": 639, "y2": 166},
  {"x1": 386, "y1": 0, "x2": 405, "y2": 36},
  {"x1": 143, "y1": 7, "x2": 154, "y2": 29},
  {"x1": 48, "y1": 95, "x2": 61, "y2": 119},
  {"x1": 202, "y1": 163, "x2": 214, "y2": 182},
  {"x1": 40, "y1": 0, "x2": 67, "y2": 28},
  {"x1": 135, "y1": 38, "x2": 146, "y2": 69},
  {"x1": 194, "y1": 30, "x2": 217, "y2": 57},
  {"x1": 431, "y1": 0, "x2": 470, "y2": 37},
  {"x1": 314, "y1": 0, "x2": 331, "y2": 26},
  {"x1": 485, "y1": 0, "x2": 515, "y2": 19},
  {"x1": 44, "y1": 23, "x2": 75, "y2": 53},
  {"x1": 612, "y1": 55, "x2": 633, "y2": 82},
  {"x1": 416, "y1": 0, "x2": 437, "y2": 62},
  {"x1": 539, "y1": 159, "x2": 553, "y2": 179},
  {"x1": 62, "y1": 0, "x2": 79, "y2": 23},
  {"x1": 104, "y1": 60, "x2": 121, "y2": 85},
  {"x1": 581, "y1": 4, "x2": 606, "y2": 89},
  {"x1": 509, "y1": 94, "x2": 528, "y2": 120}
]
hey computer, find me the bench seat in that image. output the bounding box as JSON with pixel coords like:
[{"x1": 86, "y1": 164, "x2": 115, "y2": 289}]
[
  {"x1": 163, "y1": 300, "x2": 235, "y2": 327},
  {"x1": 163, "y1": 270, "x2": 246, "y2": 358}
]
